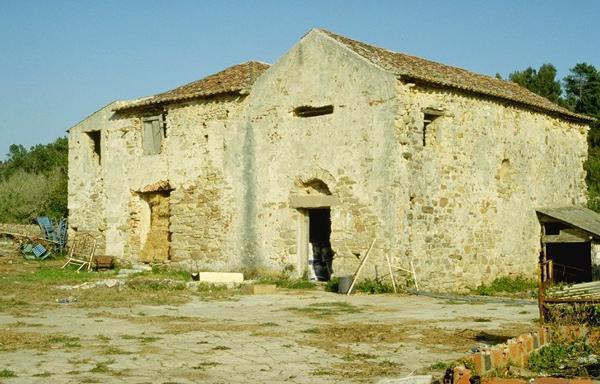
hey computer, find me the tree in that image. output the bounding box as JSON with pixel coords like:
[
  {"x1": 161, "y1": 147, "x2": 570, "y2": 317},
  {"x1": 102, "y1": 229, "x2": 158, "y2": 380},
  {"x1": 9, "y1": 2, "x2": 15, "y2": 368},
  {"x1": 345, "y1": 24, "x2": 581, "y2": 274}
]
[
  {"x1": 509, "y1": 64, "x2": 563, "y2": 104},
  {"x1": 564, "y1": 63, "x2": 600, "y2": 116},
  {"x1": 562, "y1": 63, "x2": 600, "y2": 211},
  {"x1": 0, "y1": 137, "x2": 68, "y2": 223}
]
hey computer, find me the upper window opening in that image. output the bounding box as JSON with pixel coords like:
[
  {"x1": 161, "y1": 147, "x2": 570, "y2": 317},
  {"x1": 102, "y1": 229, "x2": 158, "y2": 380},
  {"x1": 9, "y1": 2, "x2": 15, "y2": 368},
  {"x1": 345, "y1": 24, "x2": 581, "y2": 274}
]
[
  {"x1": 294, "y1": 105, "x2": 334, "y2": 118},
  {"x1": 86, "y1": 131, "x2": 101, "y2": 164},
  {"x1": 142, "y1": 115, "x2": 166, "y2": 155},
  {"x1": 421, "y1": 107, "x2": 445, "y2": 146}
]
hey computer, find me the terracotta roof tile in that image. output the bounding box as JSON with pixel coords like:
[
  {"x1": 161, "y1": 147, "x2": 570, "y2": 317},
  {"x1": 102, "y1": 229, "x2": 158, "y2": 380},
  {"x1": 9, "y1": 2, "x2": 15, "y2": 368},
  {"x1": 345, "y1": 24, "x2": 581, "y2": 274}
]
[
  {"x1": 319, "y1": 29, "x2": 592, "y2": 123},
  {"x1": 115, "y1": 61, "x2": 270, "y2": 111}
]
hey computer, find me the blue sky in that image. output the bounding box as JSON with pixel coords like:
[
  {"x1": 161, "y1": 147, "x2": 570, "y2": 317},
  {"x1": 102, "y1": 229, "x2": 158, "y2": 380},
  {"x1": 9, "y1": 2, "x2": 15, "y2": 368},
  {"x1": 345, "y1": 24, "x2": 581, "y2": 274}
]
[{"x1": 1, "y1": 0, "x2": 599, "y2": 159}]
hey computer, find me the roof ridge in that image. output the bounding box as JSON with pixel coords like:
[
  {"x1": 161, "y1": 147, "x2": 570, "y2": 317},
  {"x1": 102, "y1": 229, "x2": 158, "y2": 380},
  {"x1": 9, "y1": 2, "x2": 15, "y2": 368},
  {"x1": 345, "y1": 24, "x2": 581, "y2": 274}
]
[
  {"x1": 115, "y1": 61, "x2": 270, "y2": 111},
  {"x1": 317, "y1": 29, "x2": 592, "y2": 123}
]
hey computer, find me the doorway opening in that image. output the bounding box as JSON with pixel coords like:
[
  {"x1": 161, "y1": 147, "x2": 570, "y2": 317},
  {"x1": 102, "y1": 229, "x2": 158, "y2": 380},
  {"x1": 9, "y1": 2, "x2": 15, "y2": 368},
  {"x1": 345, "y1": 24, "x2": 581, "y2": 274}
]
[
  {"x1": 139, "y1": 190, "x2": 171, "y2": 263},
  {"x1": 308, "y1": 208, "x2": 333, "y2": 281},
  {"x1": 546, "y1": 242, "x2": 592, "y2": 283}
]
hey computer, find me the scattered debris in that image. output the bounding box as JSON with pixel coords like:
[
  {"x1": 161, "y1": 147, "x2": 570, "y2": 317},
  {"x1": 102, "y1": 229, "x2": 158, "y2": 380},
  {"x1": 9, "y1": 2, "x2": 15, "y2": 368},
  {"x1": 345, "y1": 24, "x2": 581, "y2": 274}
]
[
  {"x1": 116, "y1": 263, "x2": 152, "y2": 278},
  {"x1": 21, "y1": 243, "x2": 51, "y2": 260},
  {"x1": 55, "y1": 296, "x2": 78, "y2": 304},
  {"x1": 57, "y1": 279, "x2": 125, "y2": 290},
  {"x1": 377, "y1": 375, "x2": 432, "y2": 384}
]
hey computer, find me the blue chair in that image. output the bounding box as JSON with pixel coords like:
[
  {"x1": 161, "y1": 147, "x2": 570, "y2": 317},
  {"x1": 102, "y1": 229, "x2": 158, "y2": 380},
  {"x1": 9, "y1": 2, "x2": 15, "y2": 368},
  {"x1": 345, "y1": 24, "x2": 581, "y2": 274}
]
[
  {"x1": 36, "y1": 216, "x2": 57, "y2": 242},
  {"x1": 21, "y1": 242, "x2": 51, "y2": 260},
  {"x1": 36, "y1": 216, "x2": 68, "y2": 252}
]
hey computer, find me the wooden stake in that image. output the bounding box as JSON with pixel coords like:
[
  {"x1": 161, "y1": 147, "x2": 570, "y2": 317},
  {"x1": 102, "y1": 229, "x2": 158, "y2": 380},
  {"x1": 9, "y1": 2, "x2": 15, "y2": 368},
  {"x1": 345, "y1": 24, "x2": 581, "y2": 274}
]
[
  {"x1": 384, "y1": 252, "x2": 397, "y2": 293},
  {"x1": 347, "y1": 238, "x2": 376, "y2": 296},
  {"x1": 410, "y1": 260, "x2": 419, "y2": 291}
]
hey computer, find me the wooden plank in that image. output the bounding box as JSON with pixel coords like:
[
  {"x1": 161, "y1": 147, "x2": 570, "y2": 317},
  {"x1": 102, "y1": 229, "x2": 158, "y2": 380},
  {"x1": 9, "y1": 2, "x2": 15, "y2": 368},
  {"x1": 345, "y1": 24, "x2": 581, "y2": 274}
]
[
  {"x1": 542, "y1": 232, "x2": 590, "y2": 243},
  {"x1": 384, "y1": 252, "x2": 397, "y2": 293},
  {"x1": 346, "y1": 239, "x2": 376, "y2": 296}
]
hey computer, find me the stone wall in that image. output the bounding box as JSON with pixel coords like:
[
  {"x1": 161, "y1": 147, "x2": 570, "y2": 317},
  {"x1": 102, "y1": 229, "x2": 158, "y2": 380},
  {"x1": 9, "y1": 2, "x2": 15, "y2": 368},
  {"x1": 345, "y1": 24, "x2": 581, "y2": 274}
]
[
  {"x1": 398, "y1": 85, "x2": 588, "y2": 291},
  {"x1": 226, "y1": 30, "x2": 409, "y2": 278},
  {"x1": 69, "y1": 96, "x2": 243, "y2": 267},
  {"x1": 0, "y1": 224, "x2": 42, "y2": 237},
  {"x1": 68, "y1": 31, "x2": 589, "y2": 291}
]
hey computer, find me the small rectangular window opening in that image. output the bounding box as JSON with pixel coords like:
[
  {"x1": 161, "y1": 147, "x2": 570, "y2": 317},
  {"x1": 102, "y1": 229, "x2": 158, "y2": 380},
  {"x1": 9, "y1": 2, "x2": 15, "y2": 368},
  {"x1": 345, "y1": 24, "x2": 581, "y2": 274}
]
[
  {"x1": 294, "y1": 105, "x2": 334, "y2": 118},
  {"x1": 422, "y1": 108, "x2": 444, "y2": 147},
  {"x1": 142, "y1": 115, "x2": 166, "y2": 155},
  {"x1": 86, "y1": 131, "x2": 101, "y2": 164}
]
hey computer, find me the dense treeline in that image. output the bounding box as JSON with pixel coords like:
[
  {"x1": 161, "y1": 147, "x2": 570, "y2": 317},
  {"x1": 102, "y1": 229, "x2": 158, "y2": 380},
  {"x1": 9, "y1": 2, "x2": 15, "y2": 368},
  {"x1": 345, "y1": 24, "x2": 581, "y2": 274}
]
[
  {"x1": 0, "y1": 137, "x2": 68, "y2": 223},
  {"x1": 507, "y1": 63, "x2": 600, "y2": 211}
]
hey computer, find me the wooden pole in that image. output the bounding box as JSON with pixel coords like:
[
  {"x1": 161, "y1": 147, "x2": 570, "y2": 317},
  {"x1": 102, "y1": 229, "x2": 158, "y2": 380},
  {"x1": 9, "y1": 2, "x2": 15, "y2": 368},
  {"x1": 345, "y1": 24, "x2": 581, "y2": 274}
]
[
  {"x1": 347, "y1": 239, "x2": 376, "y2": 296},
  {"x1": 384, "y1": 252, "x2": 397, "y2": 293},
  {"x1": 410, "y1": 260, "x2": 419, "y2": 291}
]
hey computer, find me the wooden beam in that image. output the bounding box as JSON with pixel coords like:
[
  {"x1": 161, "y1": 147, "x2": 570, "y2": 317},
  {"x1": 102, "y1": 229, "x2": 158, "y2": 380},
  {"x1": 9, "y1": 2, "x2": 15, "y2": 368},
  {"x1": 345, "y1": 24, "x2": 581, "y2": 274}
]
[{"x1": 542, "y1": 229, "x2": 591, "y2": 243}]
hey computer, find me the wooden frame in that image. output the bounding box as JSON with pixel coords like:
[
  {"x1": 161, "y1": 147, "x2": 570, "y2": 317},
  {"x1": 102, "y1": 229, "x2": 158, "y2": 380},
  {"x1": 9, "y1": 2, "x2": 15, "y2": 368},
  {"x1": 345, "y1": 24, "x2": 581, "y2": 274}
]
[{"x1": 61, "y1": 233, "x2": 97, "y2": 272}]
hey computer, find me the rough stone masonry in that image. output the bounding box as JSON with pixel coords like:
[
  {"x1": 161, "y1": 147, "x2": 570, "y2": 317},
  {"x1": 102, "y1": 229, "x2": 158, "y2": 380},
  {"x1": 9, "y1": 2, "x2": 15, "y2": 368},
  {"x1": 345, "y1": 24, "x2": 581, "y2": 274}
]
[{"x1": 68, "y1": 28, "x2": 592, "y2": 292}]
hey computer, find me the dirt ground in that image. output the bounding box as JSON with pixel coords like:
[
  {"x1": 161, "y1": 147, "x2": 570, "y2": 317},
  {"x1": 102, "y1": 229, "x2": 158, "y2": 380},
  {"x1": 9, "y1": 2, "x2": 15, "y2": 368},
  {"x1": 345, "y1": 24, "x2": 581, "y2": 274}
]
[{"x1": 0, "y1": 243, "x2": 539, "y2": 384}]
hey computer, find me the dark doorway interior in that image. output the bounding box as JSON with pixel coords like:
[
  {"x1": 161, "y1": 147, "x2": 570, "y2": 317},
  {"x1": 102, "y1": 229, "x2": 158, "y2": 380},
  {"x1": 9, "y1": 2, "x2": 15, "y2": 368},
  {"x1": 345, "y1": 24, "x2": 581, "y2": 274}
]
[
  {"x1": 308, "y1": 208, "x2": 333, "y2": 281},
  {"x1": 547, "y1": 242, "x2": 592, "y2": 283}
]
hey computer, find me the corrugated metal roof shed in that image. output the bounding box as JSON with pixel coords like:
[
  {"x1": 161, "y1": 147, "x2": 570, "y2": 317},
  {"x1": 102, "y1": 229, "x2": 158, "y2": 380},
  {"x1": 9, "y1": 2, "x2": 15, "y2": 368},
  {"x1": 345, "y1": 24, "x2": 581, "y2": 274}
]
[{"x1": 536, "y1": 206, "x2": 600, "y2": 238}]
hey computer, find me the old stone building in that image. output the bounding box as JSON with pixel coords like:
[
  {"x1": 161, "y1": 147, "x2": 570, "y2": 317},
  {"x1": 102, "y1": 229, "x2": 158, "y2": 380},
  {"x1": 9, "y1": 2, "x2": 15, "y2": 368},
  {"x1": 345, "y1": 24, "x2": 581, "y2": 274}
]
[{"x1": 68, "y1": 29, "x2": 593, "y2": 291}]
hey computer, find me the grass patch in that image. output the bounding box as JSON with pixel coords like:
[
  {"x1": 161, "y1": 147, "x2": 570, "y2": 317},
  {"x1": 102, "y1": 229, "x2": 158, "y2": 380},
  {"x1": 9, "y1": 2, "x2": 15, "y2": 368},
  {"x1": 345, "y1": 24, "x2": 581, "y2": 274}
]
[
  {"x1": 7, "y1": 321, "x2": 43, "y2": 327},
  {"x1": 194, "y1": 282, "x2": 241, "y2": 301},
  {"x1": 14, "y1": 267, "x2": 99, "y2": 284},
  {"x1": 528, "y1": 336, "x2": 600, "y2": 377},
  {"x1": 256, "y1": 275, "x2": 315, "y2": 289},
  {"x1": 0, "y1": 330, "x2": 80, "y2": 351},
  {"x1": 0, "y1": 369, "x2": 16, "y2": 378},
  {"x1": 101, "y1": 346, "x2": 133, "y2": 355},
  {"x1": 88, "y1": 359, "x2": 126, "y2": 376},
  {"x1": 325, "y1": 277, "x2": 340, "y2": 292},
  {"x1": 354, "y1": 278, "x2": 394, "y2": 294},
  {"x1": 32, "y1": 371, "x2": 53, "y2": 377},
  {"x1": 429, "y1": 361, "x2": 449, "y2": 370},
  {"x1": 89, "y1": 359, "x2": 115, "y2": 373},
  {"x1": 127, "y1": 278, "x2": 186, "y2": 291},
  {"x1": 314, "y1": 360, "x2": 403, "y2": 379},
  {"x1": 193, "y1": 361, "x2": 219, "y2": 370},
  {"x1": 95, "y1": 334, "x2": 111, "y2": 342},
  {"x1": 212, "y1": 345, "x2": 231, "y2": 351},
  {"x1": 287, "y1": 301, "x2": 362, "y2": 317},
  {"x1": 342, "y1": 352, "x2": 377, "y2": 361},
  {"x1": 311, "y1": 367, "x2": 330, "y2": 376},
  {"x1": 473, "y1": 276, "x2": 537, "y2": 297},
  {"x1": 129, "y1": 266, "x2": 190, "y2": 281},
  {"x1": 258, "y1": 322, "x2": 279, "y2": 327},
  {"x1": 50, "y1": 335, "x2": 81, "y2": 348}
]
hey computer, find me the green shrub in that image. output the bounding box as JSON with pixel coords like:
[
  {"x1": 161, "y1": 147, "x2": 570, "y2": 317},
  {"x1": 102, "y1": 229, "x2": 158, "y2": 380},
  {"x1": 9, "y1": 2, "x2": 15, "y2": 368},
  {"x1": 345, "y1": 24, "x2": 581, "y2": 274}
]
[
  {"x1": 354, "y1": 278, "x2": 394, "y2": 294},
  {"x1": 0, "y1": 369, "x2": 16, "y2": 378},
  {"x1": 256, "y1": 275, "x2": 315, "y2": 289},
  {"x1": 545, "y1": 303, "x2": 600, "y2": 326},
  {"x1": 528, "y1": 337, "x2": 599, "y2": 377},
  {"x1": 325, "y1": 277, "x2": 340, "y2": 292},
  {"x1": 473, "y1": 275, "x2": 537, "y2": 297}
]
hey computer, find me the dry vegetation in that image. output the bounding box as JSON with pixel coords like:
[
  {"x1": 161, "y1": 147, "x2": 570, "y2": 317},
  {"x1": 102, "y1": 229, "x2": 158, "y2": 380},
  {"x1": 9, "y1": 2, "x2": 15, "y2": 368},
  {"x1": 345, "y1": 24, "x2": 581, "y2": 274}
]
[{"x1": 0, "y1": 243, "x2": 540, "y2": 382}]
